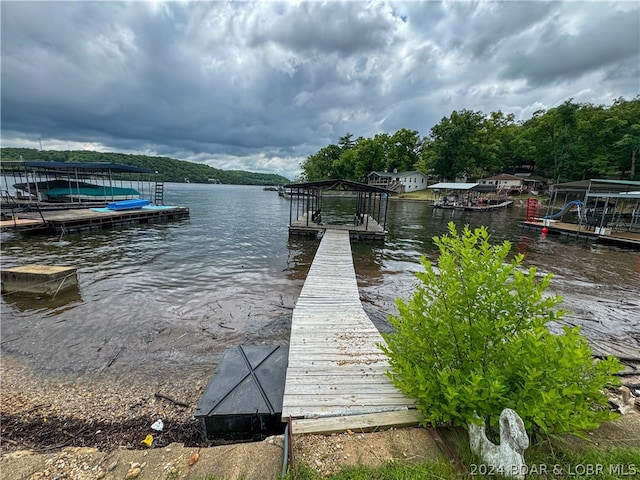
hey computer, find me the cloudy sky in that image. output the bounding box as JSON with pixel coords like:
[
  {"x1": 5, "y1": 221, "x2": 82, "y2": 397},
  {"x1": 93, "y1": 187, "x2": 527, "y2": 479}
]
[{"x1": 1, "y1": 1, "x2": 638, "y2": 180}]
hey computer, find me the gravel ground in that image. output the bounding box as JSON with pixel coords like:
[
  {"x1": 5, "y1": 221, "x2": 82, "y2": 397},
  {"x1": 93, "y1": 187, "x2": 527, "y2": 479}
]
[
  {"x1": 3, "y1": 351, "x2": 640, "y2": 480},
  {"x1": 0, "y1": 353, "x2": 213, "y2": 455},
  {"x1": 0, "y1": 351, "x2": 446, "y2": 479}
]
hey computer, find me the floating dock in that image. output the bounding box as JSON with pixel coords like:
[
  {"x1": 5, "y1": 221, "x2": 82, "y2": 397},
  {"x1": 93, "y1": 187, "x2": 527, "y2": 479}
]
[
  {"x1": 194, "y1": 345, "x2": 288, "y2": 439},
  {"x1": 0, "y1": 205, "x2": 189, "y2": 234},
  {"x1": 289, "y1": 213, "x2": 386, "y2": 240},
  {"x1": 282, "y1": 229, "x2": 417, "y2": 434},
  {"x1": 520, "y1": 219, "x2": 640, "y2": 248},
  {"x1": 1, "y1": 264, "x2": 78, "y2": 296}
]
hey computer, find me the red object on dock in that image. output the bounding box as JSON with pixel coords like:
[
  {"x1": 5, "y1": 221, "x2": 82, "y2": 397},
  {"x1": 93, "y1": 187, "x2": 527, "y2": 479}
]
[
  {"x1": 525, "y1": 198, "x2": 538, "y2": 221},
  {"x1": 541, "y1": 227, "x2": 549, "y2": 235}
]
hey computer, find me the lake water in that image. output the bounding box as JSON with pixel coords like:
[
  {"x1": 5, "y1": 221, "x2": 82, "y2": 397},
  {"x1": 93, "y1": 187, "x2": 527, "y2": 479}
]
[{"x1": 1, "y1": 183, "x2": 638, "y2": 378}]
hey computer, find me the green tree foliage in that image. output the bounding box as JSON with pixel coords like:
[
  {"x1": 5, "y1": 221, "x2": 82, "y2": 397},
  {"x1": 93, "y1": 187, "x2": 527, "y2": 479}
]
[
  {"x1": 0, "y1": 148, "x2": 290, "y2": 185},
  {"x1": 610, "y1": 97, "x2": 640, "y2": 179},
  {"x1": 479, "y1": 111, "x2": 518, "y2": 177},
  {"x1": 573, "y1": 103, "x2": 616, "y2": 179},
  {"x1": 301, "y1": 130, "x2": 423, "y2": 181},
  {"x1": 301, "y1": 144, "x2": 342, "y2": 181},
  {"x1": 423, "y1": 109, "x2": 486, "y2": 181},
  {"x1": 388, "y1": 128, "x2": 424, "y2": 173},
  {"x1": 380, "y1": 223, "x2": 620, "y2": 437},
  {"x1": 518, "y1": 100, "x2": 581, "y2": 182},
  {"x1": 301, "y1": 97, "x2": 640, "y2": 182}
]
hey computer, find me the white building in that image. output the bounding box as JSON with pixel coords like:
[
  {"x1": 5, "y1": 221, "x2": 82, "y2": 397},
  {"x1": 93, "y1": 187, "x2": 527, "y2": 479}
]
[
  {"x1": 479, "y1": 173, "x2": 524, "y2": 192},
  {"x1": 367, "y1": 171, "x2": 429, "y2": 193}
]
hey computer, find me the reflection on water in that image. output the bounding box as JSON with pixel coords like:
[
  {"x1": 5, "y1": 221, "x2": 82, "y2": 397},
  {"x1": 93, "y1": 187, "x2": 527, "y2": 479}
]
[
  {"x1": 1, "y1": 184, "x2": 638, "y2": 376},
  {"x1": 0, "y1": 288, "x2": 83, "y2": 315}
]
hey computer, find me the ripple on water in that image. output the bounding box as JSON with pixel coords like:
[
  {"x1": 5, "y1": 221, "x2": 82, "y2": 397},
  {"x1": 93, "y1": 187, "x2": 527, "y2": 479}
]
[{"x1": 1, "y1": 186, "x2": 638, "y2": 375}]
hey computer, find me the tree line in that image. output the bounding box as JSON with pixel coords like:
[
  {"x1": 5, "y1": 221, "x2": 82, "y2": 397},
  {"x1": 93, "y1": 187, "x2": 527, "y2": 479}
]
[
  {"x1": 0, "y1": 148, "x2": 291, "y2": 186},
  {"x1": 301, "y1": 97, "x2": 640, "y2": 183}
]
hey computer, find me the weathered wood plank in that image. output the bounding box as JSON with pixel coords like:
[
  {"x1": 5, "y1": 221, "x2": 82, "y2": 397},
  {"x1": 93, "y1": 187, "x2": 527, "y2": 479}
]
[
  {"x1": 285, "y1": 368, "x2": 391, "y2": 377},
  {"x1": 284, "y1": 375, "x2": 394, "y2": 385},
  {"x1": 285, "y1": 405, "x2": 408, "y2": 418},
  {"x1": 284, "y1": 383, "x2": 411, "y2": 394},
  {"x1": 291, "y1": 410, "x2": 421, "y2": 435}
]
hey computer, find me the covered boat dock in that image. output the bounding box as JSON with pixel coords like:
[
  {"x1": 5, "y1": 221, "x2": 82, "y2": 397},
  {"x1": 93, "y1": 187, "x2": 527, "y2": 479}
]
[
  {"x1": 428, "y1": 182, "x2": 512, "y2": 210},
  {"x1": 521, "y1": 179, "x2": 640, "y2": 248},
  {"x1": 1, "y1": 160, "x2": 188, "y2": 233},
  {"x1": 284, "y1": 179, "x2": 393, "y2": 241},
  {"x1": 1, "y1": 160, "x2": 161, "y2": 207}
]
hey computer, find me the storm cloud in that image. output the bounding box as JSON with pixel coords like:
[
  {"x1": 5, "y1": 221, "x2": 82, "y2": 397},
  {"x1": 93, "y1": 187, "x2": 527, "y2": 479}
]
[{"x1": 1, "y1": 1, "x2": 638, "y2": 180}]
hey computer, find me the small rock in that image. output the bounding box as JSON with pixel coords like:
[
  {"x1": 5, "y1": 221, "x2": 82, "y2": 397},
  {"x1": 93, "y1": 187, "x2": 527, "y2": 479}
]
[{"x1": 125, "y1": 466, "x2": 142, "y2": 479}]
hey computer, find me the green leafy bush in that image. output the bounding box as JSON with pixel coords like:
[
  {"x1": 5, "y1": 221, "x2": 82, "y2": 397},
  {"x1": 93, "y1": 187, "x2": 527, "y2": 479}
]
[{"x1": 380, "y1": 223, "x2": 620, "y2": 437}]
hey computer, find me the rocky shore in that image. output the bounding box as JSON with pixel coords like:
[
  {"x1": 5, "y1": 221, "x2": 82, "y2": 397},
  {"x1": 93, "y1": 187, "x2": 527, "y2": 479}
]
[
  {"x1": 0, "y1": 354, "x2": 209, "y2": 455},
  {"x1": 0, "y1": 352, "x2": 445, "y2": 479}
]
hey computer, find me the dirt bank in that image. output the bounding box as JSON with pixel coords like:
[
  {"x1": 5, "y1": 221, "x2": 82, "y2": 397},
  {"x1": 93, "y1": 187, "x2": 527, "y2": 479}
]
[
  {"x1": 3, "y1": 419, "x2": 640, "y2": 480},
  {"x1": 1, "y1": 427, "x2": 448, "y2": 480},
  {"x1": 3, "y1": 350, "x2": 640, "y2": 480}
]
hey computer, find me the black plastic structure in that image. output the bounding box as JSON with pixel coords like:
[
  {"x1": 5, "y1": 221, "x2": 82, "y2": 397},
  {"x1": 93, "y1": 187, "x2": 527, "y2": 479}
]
[{"x1": 194, "y1": 344, "x2": 288, "y2": 439}]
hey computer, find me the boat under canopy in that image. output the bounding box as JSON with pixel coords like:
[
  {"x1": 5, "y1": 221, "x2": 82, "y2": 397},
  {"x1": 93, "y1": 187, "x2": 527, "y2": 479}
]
[
  {"x1": 1, "y1": 161, "x2": 157, "y2": 206},
  {"x1": 13, "y1": 180, "x2": 140, "y2": 201}
]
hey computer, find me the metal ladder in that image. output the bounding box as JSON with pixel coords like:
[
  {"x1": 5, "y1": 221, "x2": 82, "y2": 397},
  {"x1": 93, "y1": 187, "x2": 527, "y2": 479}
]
[{"x1": 154, "y1": 182, "x2": 165, "y2": 205}]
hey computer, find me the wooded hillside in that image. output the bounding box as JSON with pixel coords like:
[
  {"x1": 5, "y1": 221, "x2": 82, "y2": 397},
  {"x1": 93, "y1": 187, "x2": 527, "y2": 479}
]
[
  {"x1": 301, "y1": 97, "x2": 640, "y2": 183},
  {"x1": 0, "y1": 149, "x2": 290, "y2": 185}
]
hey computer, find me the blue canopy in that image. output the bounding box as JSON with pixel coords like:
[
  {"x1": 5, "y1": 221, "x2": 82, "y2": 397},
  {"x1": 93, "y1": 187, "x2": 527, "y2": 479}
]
[{"x1": 2, "y1": 161, "x2": 156, "y2": 174}]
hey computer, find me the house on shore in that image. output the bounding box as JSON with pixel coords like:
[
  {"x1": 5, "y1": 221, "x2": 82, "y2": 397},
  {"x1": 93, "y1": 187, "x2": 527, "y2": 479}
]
[
  {"x1": 478, "y1": 173, "x2": 525, "y2": 194},
  {"x1": 514, "y1": 173, "x2": 549, "y2": 194},
  {"x1": 367, "y1": 170, "x2": 429, "y2": 193}
]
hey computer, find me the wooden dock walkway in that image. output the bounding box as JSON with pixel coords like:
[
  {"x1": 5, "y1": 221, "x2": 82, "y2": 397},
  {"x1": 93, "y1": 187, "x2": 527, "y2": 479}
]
[
  {"x1": 0, "y1": 206, "x2": 189, "y2": 234},
  {"x1": 282, "y1": 229, "x2": 417, "y2": 434},
  {"x1": 0, "y1": 217, "x2": 47, "y2": 232}
]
